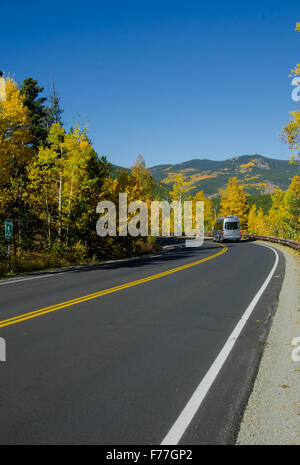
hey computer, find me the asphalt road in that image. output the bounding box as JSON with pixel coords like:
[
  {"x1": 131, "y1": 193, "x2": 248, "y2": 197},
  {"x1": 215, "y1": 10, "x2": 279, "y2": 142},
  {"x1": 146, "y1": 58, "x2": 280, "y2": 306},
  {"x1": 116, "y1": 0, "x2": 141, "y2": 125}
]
[{"x1": 0, "y1": 240, "x2": 284, "y2": 444}]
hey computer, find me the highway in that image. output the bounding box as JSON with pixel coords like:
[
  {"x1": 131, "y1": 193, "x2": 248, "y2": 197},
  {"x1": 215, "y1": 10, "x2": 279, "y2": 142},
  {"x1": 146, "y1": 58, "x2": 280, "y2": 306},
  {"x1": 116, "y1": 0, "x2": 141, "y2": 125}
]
[{"x1": 0, "y1": 240, "x2": 284, "y2": 444}]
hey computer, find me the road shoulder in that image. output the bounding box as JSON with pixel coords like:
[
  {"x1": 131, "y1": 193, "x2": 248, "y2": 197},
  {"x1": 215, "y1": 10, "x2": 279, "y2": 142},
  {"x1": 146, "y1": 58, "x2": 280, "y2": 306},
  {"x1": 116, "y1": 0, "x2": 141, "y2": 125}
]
[{"x1": 237, "y1": 242, "x2": 300, "y2": 445}]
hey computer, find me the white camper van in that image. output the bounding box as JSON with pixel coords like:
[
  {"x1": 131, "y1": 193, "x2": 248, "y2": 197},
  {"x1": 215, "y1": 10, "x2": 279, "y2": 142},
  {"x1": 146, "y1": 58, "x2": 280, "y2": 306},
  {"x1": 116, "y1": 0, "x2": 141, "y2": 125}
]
[{"x1": 213, "y1": 215, "x2": 241, "y2": 242}]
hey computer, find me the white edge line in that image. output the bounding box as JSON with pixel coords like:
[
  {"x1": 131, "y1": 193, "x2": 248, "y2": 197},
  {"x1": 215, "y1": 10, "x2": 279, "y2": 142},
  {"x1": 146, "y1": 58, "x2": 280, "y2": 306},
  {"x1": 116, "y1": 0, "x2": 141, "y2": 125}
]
[
  {"x1": 0, "y1": 241, "x2": 199, "y2": 286},
  {"x1": 0, "y1": 251, "x2": 164, "y2": 286},
  {"x1": 0, "y1": 272, "x2": 67, "y2": 286},
  {"x1": 0, "y1": 252, "x2": 157, "y2": 286},
  {"x1": 161, "y1": 242, "x2": 279, "y2": 445}
]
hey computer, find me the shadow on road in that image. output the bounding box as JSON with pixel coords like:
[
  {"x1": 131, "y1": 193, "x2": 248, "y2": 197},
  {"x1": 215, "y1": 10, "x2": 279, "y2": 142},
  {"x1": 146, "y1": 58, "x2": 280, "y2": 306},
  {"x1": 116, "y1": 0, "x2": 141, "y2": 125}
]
[
  {"x1": 1, "y1": 238, "x2": 251, "y2": 281},
  {"x1": 70, "y1": 240, "x2": 223, "y2": 274}
]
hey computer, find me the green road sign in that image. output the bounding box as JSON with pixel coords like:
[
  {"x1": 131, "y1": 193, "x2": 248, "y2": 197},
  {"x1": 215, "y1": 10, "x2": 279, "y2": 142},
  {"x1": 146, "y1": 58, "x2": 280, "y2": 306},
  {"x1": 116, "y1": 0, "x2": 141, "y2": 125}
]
[{"x1": 5, "y1": 219, "x2": 13, "y2": 240}]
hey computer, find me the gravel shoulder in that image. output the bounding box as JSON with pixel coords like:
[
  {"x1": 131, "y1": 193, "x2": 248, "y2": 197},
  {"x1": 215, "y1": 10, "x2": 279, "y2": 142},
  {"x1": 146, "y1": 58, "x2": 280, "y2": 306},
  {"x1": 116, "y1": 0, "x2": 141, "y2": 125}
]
[{"x1": 237, "y1": 241, "x2": 300, "y2": 445}]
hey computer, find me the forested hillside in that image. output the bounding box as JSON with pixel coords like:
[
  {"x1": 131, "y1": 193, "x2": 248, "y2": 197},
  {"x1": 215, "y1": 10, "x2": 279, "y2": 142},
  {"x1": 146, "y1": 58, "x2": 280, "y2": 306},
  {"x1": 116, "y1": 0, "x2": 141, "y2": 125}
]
[{"x1": 149, "y1": 155, "x2": 298, "y2": 197}]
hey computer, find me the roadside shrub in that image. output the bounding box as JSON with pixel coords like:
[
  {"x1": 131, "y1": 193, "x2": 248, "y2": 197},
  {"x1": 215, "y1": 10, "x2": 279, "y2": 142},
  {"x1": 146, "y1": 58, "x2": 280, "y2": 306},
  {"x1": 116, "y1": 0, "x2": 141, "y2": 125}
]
[{"x1": 69, "y1": 241, "x2": 88, "y2": 264}]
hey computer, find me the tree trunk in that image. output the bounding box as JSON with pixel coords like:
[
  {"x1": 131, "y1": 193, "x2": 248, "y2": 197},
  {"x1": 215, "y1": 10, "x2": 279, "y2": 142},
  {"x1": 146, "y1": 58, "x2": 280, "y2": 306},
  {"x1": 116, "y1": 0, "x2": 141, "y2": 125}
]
[
  {"x1": 58, "y1": 173, "x2": 62, "y2": 239},
  {"x1": 66, "y1": 166, "x2": 75, "y2": 245}
]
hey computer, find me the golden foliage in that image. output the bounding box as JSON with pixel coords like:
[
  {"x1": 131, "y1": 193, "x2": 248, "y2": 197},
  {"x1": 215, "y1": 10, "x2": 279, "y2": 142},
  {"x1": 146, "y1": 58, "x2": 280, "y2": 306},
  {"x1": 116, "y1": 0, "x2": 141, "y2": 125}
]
[
  {"x1": 0, "y1": 78, "x2": 33, "y2": 215},
  {"x1": 247, "y1": 176, "x2": 300, "y2": 241},
  {"x1": 239, "y1": 161, "x2": 254, "y2": 172},
  {"x1": 219, "y1": 177, "x2": 249, "y2": 229},
  {"x1": 162, "y1": 170, "x2": 217, "y2": 191},
  {"x1": 26, "y1": 123, "x2": 97, "y2": 240}
]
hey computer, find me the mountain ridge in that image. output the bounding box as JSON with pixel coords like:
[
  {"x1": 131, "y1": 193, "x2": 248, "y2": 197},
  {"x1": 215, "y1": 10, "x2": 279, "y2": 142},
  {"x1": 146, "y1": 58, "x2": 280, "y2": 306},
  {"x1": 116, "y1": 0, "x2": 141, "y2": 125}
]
[
  {"x1": 111, "y1": 154, "x2": 298, "y2": 197},
  {"x1": 149, "y1": 154, "x2": 297, "y2": 197}
]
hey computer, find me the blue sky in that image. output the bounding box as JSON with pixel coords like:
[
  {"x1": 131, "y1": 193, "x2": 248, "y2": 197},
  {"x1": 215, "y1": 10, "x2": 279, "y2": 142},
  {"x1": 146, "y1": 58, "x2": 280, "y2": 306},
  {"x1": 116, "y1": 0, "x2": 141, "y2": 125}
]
[{"x1": 2, "y1": 1, "x2": 299, "y2": 167}]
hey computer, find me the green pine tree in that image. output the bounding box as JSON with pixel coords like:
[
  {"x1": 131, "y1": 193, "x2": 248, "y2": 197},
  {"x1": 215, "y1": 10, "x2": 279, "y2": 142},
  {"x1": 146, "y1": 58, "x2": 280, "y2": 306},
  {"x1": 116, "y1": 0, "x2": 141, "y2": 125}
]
[
  {"x1": 20, "y1": 77, "x2": 48, "y2": 150},
  {"x1": 46, "y1": 80, "x2": 63, "y2": 127}
]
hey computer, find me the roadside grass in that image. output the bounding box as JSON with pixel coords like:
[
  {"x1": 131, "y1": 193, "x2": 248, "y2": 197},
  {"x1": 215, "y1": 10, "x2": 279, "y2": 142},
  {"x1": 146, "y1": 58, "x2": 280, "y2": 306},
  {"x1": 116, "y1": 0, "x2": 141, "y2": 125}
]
[{"x1": 0, "y1": 249, "x2": 95, "y2": 277}]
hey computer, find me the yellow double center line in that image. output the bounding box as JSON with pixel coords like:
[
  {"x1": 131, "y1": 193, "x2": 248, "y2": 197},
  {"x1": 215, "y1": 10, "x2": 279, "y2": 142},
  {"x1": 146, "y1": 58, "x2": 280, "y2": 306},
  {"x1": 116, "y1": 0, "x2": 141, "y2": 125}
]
[{"x1": 0, "y1": 243, "x2": 228, "y2": 329}]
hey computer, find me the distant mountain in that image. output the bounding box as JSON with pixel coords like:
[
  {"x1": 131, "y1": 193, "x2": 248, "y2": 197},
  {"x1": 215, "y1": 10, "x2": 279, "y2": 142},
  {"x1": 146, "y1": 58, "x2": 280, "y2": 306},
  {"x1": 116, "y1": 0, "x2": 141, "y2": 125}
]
[
  {"x1": 110, "y1": 155, "x2": 299, "y2": 198},
  {"x1": 148, "y1": 155, "x2": 298, "y2": 197}
]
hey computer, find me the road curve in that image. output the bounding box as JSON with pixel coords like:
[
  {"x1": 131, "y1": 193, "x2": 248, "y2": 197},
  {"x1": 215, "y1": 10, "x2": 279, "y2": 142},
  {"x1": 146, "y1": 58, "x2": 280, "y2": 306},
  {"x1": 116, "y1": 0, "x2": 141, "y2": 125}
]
[{"x1": 0, "y1": 240, "x2": 284, "y2": 444}]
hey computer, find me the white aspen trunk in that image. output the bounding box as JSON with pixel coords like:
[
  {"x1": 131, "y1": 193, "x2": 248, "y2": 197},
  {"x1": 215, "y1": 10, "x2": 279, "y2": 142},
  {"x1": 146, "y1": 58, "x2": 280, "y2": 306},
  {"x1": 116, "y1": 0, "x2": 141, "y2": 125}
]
[
  {"x1": 66, "y1": 165, "x2": 75, "y2": 244},
  {"x1": 58, "y1": 173, "x2": 62, "y2": 238}
]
